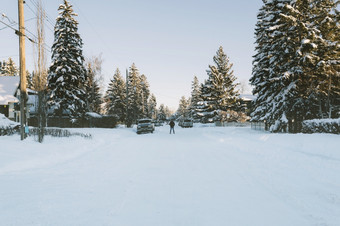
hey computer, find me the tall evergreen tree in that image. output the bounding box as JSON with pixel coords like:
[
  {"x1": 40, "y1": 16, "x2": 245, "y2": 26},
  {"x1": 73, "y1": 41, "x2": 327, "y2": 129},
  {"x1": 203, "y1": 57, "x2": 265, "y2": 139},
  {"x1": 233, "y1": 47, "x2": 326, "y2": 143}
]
[
  {"x1": 309, "y1": 0, "x2": 340, "y2": 118},
  {"x1": 140, "y1": 74, "x2": 150, "y2": 118},
  {"x1": 47, "y1": 0, "x2": 87, "y2": 118},
  {"x1": 177, "y1": 96, "x2": 189, "y2": 118},
  {"x1": 85, "y1": 63, "x2": 102, "y2": 113},
  {"x1": 157, "y1": 104, "x2": 167, "y2": 121},
  {"x1": 148, "y1": 94, "x2": 157, "y2": 119},
  {"x1": 189, "y1": 76, "x2": 202, "y2": 119},
  {"x1": 105, "y1": 68, "x2": 126, "y2": 122},
  {"x1": 198, "y1": 46, "x2": 240, "y2": 122},
  {"x1": 126, "y1": 63, "x2": 142, "y2": 127},
  {"x1": 251, "y1": 0, "x2": 339, "y2": 132}
]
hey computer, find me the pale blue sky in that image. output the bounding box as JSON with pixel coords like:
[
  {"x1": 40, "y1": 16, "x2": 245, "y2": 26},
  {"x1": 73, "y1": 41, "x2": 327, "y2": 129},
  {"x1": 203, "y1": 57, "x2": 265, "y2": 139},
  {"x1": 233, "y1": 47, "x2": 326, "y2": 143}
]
[{"x1": 1, "y1": 0, "x2": 262, "y2": 110}]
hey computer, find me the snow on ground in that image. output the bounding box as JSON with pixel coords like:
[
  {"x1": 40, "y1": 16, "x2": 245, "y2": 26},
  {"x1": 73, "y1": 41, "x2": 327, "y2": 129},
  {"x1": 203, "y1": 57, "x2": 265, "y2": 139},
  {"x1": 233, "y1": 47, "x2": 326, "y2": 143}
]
[
  {"x1": 0, "y1": 113, "x2": 19, "y2": 127},
  {"x1": 0, "y1": 125, "x2": 339, "y2": 226}
]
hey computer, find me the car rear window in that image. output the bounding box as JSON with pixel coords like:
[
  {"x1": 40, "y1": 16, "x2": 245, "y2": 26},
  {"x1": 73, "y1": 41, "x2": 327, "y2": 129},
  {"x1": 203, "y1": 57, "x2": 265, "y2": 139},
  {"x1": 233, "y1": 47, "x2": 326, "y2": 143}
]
[{"x1": 139, "y1": 120, "x2": 151, "y2": 124}]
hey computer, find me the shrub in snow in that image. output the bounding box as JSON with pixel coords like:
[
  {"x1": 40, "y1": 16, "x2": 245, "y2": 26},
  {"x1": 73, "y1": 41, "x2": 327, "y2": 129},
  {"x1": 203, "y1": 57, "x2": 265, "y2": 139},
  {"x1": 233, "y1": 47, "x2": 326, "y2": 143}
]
[
  {"x1": 29, "y1": 127, "x2": 92, "y2": 139},
  {"x1": 85, "y1": 113, "x2": 118, "y2": 128},
  {"x1": 0, "y1": 126, "x2": 16, "y2": 136},
  {"x1": 302, "y1": 119, "x2": 340, "y2": 134},
  {"x1": 0, "y1": 113, "x2": 19, "y2": 136}
]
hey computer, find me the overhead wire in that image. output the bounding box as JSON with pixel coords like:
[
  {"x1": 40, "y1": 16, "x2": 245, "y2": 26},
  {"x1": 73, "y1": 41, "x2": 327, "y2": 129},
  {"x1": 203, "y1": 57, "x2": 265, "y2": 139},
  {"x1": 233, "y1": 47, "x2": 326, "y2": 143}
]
[
  {"x1": 71, "y1": 1, "x2": 117, "y2": 60},
  {"x1": 28, "y1": 0, "x2": 55, "y2": 30},
  {"x1": 25, "y1": 1, "x2": 54, "y2": 34}
]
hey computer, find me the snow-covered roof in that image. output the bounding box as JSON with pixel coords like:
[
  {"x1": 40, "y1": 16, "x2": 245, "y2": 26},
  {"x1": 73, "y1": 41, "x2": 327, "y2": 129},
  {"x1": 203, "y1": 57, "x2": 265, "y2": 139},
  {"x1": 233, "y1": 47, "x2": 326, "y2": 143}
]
[{"x1": 0, "y1": 76, "x2": 20, "y2": 105}]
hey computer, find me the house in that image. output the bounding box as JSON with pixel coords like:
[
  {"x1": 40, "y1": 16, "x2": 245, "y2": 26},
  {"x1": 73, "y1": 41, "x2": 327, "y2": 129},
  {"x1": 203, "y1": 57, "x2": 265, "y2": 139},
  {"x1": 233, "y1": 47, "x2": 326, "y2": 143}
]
[
  {"x1": 0, "y1": 76, "x2": 38, "y2": 122},
  {"x1": 239, "y1": 94, "x2": 256, "y2": 116},
  {"x1": 0, "y1": 76, "x2": 20, "y2": 120}
]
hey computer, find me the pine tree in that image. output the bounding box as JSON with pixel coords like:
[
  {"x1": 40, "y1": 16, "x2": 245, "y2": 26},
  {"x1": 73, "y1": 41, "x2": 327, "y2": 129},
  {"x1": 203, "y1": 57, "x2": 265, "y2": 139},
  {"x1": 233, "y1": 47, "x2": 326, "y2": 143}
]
[
  {"x1": 0, "y1": 61, "x2": 4, "y2": 75},
  {"x1": 85, "y1": 63, "x2": 102, "y2": 113},
  {"x1": 198, "y1": 46, "x2": 240, "y2": 122},
  {"x1": 26, "y1": 71, "x2": 34, "y2": 89},
  {"x1": 251, "y1": 0, "x2": 339, "y2": 132},
  {"x1": 148, "y1": 94, "x2": 157, "y2": 119},
  {"x1": 47, "y1": 0, "x2": 87, "y2": 118},
  {"x1": 189, "y1": 76, "x2": 202, "y2": 119},
  {"x1": 126, "y1": 63, "x2": 142, "y2": 127},
  {"x1": 1, "y1": 57, "x2": 18, "y2": 76},
  {"x1": 177, "y1": 96, "x2": 189, "y2": 118},
  {"x1": 157, "y1": 104, "x2": 167, "y2": 121},
  {"x1": 140, "y1": 74, "x2": 150, "y2": 118},
  {"x1": 251, "y1": 0, "x2": 309, "y2": 132},
  {"x1": 309, "y1": 0, "x2": 340, "y2": 118},
  {"x1": 105, "y1": 68, "x2": 126, "y2": 122},
  {"x1": 164, "y1": 106, "x2": 173, "y2": 119}
]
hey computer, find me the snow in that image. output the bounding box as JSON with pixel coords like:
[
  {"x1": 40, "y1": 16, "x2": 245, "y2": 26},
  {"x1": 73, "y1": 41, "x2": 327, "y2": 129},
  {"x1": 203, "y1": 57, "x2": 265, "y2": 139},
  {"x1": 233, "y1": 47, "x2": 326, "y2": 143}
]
[
  {"x1": 0, "y1": 125, "x2": 340, "y2": 226},
  {"x1": 0, "y1": 76, "x2": 19, "y2": 105},
  {"x1": 0, "y1": 113, "x2": 18, "y2": 127},
  {"x1": 85, "y1": 112, "x2": 102, "y2": 118}
]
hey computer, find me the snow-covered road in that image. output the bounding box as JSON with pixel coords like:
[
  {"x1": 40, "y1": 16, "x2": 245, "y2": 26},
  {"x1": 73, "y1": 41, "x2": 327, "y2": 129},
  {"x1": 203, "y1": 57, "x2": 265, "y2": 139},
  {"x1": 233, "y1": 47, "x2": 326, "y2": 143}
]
[{"x1": 1, "y1": 125, "x2": 339, "y2": 226}]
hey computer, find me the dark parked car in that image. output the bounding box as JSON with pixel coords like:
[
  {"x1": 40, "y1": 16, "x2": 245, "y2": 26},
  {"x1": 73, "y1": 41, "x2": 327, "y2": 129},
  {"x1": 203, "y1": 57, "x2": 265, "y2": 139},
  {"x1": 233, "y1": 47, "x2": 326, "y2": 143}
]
[
  {"x1": 179, "y1": 118, "x2": 194, "y2": 128},
  {"x1": 137, "y1": 119, "x2": 155, "y2": 134}
]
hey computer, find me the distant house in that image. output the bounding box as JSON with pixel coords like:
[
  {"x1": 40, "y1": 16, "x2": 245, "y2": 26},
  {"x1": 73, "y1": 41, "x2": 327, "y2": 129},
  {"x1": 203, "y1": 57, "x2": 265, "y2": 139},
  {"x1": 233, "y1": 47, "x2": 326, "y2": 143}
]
[
  {"x1": 0, "y1": 76, "x2": 20, "y2": 120},
  {"x1": 239, "y1": 94, "x2": 256, "y2": 116},
  {"x1": 0, "y1": 76, "x2": 38, "y2": 122}
]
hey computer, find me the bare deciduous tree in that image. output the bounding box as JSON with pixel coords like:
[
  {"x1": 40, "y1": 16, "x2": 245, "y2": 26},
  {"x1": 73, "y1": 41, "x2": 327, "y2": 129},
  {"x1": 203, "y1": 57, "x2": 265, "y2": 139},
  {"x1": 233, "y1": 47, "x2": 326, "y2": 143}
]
[{"x1": 33, "y1": 0, "x2": 47, "y2": 143}]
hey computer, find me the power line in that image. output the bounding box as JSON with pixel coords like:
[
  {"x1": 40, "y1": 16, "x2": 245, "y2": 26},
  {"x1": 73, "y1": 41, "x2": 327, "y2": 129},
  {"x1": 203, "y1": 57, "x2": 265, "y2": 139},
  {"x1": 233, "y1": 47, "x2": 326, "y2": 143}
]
[
  {"x1": 28, "y1": 0, "x2": 55, "y2": 29},
  {"x1": 71, "y1": 1, "x2": 116, "y2": 59},
  {"x1": 0, "y1": 14, "x2": 52, "y2": 53},
  {"x1": 0, "y1": 19, "x2": 36, "y2": 43},
  {"x1": 25, "y1": 1, "x2": 54, "y2": 33}
]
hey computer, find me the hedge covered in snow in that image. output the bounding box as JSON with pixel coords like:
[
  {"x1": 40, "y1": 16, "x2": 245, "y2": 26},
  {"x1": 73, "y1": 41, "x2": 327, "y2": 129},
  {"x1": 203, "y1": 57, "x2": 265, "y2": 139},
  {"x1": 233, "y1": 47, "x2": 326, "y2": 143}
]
[{"x1": 302, "y1": 118, "x2": 340, "y2": 134}]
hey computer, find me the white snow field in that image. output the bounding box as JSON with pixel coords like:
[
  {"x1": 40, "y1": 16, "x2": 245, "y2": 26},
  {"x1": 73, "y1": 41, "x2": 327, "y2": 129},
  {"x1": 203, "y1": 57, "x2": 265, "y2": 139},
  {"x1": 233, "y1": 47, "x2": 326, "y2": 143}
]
[{"x1": 0, "y1": 125, "x2": 339, "y2": 226}]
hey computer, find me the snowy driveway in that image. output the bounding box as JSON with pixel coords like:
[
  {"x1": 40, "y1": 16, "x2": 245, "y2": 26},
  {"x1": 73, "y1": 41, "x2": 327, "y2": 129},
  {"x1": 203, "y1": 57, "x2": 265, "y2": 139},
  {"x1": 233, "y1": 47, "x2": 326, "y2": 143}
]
[{"x1": 1, "y1": 125, "x2": 340, "y2": 226}]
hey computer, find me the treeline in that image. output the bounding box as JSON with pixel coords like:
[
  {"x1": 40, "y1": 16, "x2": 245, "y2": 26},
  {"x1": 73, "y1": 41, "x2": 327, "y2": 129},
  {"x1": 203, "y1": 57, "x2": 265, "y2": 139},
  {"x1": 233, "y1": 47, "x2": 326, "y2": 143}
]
[
  {"x1": 46, "y1": 1, "x2": 172, "y2": 127},
  {"x1": 104, "y1": 64, "x2": 172, "y2": 127},
  {"x1": 175, "y1": 46, "x2": 246, "y2": 123},
  {"x1": 250, "y1": 0, "x2": 340, "y2": 132},
  {"x1": 1, "y1": 0, "x2": 173, "y2": 128}
]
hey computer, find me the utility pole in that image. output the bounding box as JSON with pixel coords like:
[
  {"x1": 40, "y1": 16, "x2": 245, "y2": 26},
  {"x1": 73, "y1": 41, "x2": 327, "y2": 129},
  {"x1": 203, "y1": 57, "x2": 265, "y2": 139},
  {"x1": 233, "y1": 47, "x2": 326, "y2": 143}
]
[{"x1": 18, "y1": 0, "x2": 27, "y2": 140}]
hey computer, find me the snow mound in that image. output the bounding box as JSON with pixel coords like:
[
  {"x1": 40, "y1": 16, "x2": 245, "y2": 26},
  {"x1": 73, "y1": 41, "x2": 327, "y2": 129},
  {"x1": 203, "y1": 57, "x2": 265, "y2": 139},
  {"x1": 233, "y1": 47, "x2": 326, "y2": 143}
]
[{"x1": 0, "y1": 113, "x2": 19, "y2": 127}]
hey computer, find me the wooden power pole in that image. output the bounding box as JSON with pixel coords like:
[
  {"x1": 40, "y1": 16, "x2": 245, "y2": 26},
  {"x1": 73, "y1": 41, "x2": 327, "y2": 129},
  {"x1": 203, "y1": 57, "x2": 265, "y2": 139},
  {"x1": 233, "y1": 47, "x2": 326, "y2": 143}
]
[{"x1": 18, "y1": 0, "x2": 27, "y2": 140}]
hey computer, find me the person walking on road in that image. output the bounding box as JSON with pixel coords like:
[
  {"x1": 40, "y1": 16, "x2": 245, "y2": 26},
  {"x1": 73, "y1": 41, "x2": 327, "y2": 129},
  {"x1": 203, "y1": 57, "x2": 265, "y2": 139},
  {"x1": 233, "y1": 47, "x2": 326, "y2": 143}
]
[{"x1": 169, "y1": 120, "x2": 175, "y2": 134}]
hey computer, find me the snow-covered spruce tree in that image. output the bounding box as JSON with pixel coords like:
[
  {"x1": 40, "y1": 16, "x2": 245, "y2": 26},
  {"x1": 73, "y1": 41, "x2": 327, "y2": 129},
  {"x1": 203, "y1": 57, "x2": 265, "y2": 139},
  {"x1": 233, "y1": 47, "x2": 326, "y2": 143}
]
[
  {"x1": 189, "y1": 76, "x2": 202, "y2": 120},
  {"x1": 157, "y1": 104, "x2": 167, "y2": 121},
  {"x1": 197, "y1": 46, "x2": 240, "y2": 122},
  {"x1": 148, "y1": 94, "x2": 157, "y2": 119},
  {"x1": 47, "y1": 0, "x2": 87, "y2": 119},
  {"x1": 250, "y1": 0, "x2": 273, "y2": 127},
  {"x1": 1, "y1": 57, "x2": 18, "y2": 76},
  {"x1": 105, "y1": 68, "x2": 126, "y2": 122},
  {"x1": 309, "y1": 0, "x2": 340, "y2": 119},
  {"x1": 140, "y1": 74, "x2": 150, "y2": 118},
  {"x1": 177, "y1": 96, "x2": 190, "y2": 118},
  {"x1": 251, "y1": 0, "x2": 319, "y2": 132},
  {"x1": 126, "y1": 63, "x2": 142, "y2": 127},
  {"x1": 85, "y1": 63, "x2": 102, "y2": 113},
  {"x1": 26, "y1": 71, "x2": 34, "y2": 89}
]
